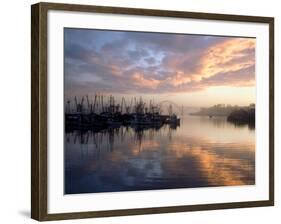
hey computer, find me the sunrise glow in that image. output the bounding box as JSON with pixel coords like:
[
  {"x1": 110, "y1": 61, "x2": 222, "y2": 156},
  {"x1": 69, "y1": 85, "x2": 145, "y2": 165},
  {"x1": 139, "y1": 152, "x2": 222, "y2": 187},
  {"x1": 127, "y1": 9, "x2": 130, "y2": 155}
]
[{"x1": 64, "y1": 29, "x2": 255, "y2": 107}]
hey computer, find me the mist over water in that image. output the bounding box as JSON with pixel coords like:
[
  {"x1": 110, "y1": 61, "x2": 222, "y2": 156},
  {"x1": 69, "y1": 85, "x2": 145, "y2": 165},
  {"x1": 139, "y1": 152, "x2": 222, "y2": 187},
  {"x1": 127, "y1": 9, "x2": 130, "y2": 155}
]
[{"x1": 65, "y1": 115, "x2": 255, "y2": 194}]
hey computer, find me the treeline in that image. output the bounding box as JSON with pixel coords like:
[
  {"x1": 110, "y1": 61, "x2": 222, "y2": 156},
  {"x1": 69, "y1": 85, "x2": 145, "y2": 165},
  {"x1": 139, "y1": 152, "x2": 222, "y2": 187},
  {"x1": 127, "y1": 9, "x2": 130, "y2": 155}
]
[
  {"x1": 227, "y1": 108, "x2": 255, "y2": 125},
  {"x1": 190, "y1": 104, "x2": 255, "y2": 117}
]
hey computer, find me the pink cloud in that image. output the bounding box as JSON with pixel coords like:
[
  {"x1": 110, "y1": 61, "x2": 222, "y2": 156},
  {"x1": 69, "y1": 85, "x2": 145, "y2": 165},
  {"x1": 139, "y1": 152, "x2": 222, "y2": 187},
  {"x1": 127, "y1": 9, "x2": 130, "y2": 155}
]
[{"x1": 64, "y1": 29, "x2": 256, "y2": 97}]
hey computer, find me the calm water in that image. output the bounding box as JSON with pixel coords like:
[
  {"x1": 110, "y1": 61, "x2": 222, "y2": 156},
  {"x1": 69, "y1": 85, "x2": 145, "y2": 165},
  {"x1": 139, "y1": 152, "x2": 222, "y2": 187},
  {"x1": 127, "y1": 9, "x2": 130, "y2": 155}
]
[{"x1": 65, "y1": 115, "x2": 255, "y2": 194}]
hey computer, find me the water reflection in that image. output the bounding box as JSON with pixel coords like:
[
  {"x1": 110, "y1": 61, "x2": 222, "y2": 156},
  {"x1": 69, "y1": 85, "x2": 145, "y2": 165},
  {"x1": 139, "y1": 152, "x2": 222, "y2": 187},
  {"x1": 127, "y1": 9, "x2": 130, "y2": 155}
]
[{"x1": 65, "y1": 115, "x2": 255, "y2": 194}]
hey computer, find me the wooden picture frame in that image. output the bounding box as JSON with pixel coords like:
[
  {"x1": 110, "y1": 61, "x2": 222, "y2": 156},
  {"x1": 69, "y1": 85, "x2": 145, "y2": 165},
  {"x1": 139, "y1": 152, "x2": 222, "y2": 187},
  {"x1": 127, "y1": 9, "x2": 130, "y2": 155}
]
[{"x1": 31, "y1": 2, "x2": 274, "y2": 221}]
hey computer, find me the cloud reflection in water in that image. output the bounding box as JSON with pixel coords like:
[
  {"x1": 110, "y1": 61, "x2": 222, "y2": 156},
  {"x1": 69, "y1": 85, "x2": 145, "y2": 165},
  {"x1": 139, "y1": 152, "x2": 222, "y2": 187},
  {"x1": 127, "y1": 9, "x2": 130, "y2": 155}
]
[{"x1": 65, "y1": 116, "x2": 255, "y2": 194}]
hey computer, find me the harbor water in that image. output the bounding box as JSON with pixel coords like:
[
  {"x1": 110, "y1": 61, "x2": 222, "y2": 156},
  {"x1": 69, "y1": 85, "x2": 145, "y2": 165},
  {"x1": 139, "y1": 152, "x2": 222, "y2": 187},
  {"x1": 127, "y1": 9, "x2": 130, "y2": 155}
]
[{"x1": 65, "y1": 114, "x2": 255, "y2": 194}]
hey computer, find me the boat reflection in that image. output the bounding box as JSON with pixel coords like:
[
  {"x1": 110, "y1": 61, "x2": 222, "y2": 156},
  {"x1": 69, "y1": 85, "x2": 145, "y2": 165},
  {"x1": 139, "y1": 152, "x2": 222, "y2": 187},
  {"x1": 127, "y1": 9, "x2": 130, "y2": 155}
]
[{"x1": 65, "y1": 115, "x2": 255, "y2": 194}]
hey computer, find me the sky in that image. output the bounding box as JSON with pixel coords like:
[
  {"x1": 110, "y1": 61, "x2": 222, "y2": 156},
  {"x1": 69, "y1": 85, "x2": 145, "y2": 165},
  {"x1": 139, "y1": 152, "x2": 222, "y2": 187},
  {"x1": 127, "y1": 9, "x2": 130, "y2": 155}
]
[{"x1": 64, "y1": 28, "x2": 255, "y2": 107}]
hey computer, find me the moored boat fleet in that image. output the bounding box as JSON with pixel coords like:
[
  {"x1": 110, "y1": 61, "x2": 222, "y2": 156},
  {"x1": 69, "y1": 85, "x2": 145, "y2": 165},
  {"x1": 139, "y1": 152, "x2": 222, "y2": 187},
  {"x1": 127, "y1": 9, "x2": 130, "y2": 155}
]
[{"x1": 65, "y1": 95, "x2": 180, "y2": 130}]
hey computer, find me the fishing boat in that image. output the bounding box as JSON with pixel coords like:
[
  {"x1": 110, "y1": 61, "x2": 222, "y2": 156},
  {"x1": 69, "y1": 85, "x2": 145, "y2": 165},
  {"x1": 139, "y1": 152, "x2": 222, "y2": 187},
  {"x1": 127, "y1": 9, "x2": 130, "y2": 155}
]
[
  {"x1": 167, "y1": 114, "x2": 180, "y2": 125},
  {"x1": 106, "y1": 118, "x2": 122, "y2": 127},
  {"x1": 130, "y1": 114, "x2": 162, "y2": 126}
]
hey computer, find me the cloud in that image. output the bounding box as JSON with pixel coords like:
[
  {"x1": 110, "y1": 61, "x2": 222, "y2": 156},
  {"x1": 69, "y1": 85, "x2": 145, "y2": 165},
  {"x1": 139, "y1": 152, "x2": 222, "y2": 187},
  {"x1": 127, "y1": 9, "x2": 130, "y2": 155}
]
[
  {"x1": 201, "y1": 65, "x2": 255, "y2": 87},
  {"x1": 132, "y1": 72, "x2": 161, "y2": 89},
  {"x1": 64, "y1": 28, "x2": 255, "y2": 97}
]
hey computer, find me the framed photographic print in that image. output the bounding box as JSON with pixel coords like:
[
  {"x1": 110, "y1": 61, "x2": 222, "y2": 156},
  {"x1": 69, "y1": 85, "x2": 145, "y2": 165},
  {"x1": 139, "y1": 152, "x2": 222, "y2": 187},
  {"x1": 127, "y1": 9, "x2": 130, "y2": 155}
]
[{"x1": 31, "y1": 2, "x2": 274, "y2": 221}]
